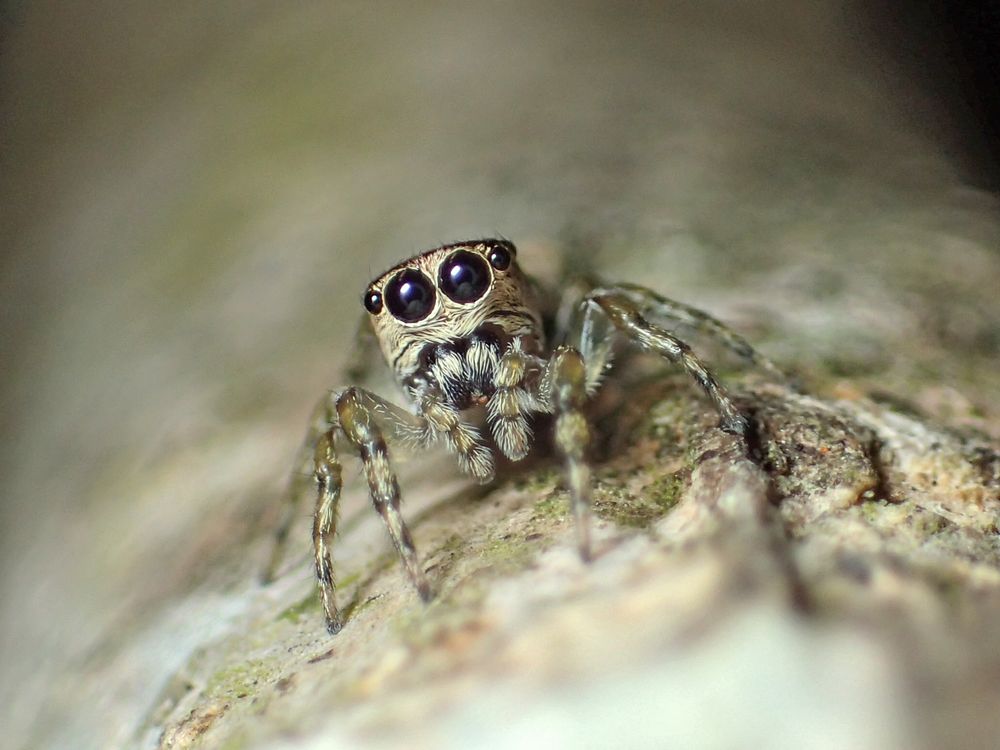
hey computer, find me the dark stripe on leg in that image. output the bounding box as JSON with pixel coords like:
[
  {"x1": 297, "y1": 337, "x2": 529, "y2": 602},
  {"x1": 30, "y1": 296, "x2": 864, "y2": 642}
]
[
  {"x1": 312, "y1": 429, "x2": 344, "y2": 634},
  {"x1": 338, "y1": 388, "x2": 432, "y2": 602},
  {"x1": 590, "y1": 294, "x2": 748, "y2": 436}
]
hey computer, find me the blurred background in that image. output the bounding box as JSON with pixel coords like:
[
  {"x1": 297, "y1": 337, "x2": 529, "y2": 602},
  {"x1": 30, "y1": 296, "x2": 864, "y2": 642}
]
[{"x1": 1, "y1": 2, "x2": 998, "y2": 748}]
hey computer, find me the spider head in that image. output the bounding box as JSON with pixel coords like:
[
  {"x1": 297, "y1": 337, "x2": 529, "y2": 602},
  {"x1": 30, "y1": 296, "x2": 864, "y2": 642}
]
[{"x1": 363, "y1": 239, "x2": 542, "y2": 380}]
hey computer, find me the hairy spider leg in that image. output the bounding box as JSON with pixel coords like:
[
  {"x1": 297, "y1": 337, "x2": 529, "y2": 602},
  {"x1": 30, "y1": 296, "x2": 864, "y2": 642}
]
[
  {"x1": 607, "y1": 283, "x2": 784, "y2": 380},
  {"x1": 587, "y1": 291, "x2": 749, "y2": 436},
  {"x1": 311, "y1": 427, "x2": 343, "y2": 632},
  {"x1": 575, "y1": 294, "x2": 615, "y2": 393},
  {"x1": 487, "y1": 340, "x2": 545, "y2": 461},
  {"x1": 262, "y1": 394, "x2": 339, "y2": 585},
  {"x1": 267, "y1": 382, "x2": 494, "y2": 630},
  {"x1": 546, "y1": 346, "x2": 594, "y2": 561},
  {"x1": 326, "y1": 387, "x2": 431, "y2": 633},
  {"x1": 415, "y1": 385, "x2": 496, "y2": 481},
  {"x1": 263, "y1": 386, "x2": 424, "y2": 584}
]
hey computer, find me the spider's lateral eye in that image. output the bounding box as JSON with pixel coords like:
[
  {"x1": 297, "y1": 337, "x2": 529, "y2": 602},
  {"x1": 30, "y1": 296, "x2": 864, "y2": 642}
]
[
  {"x1": 487, "y1": 243, "x2": 513, "y2": 271},
  {"x1": 439, "y1": 250, "x2": 491, "y2": 304},
  {"x1": 385, "y1": 269, "x2": 435, "y2": 322},
  {"x1": 363, "y1": 289, "x2": 383, "y2": 315}
]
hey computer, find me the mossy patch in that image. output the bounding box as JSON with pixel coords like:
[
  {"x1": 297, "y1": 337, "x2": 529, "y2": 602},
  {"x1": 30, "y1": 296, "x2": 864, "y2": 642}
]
[
  {"x1": 205, "y1": 659, "x2": 276, "y2": 701},
  {"x1": 276, "y1": 570, "x2": 363, "y2": 623},
  {"x1": 276, "y1": 592, "x2": 321, "y2": 624},
  {"x1": 909, "y1": 508, "x2": 950, "y2": 537},
  {"x1": 515, "y1": 467, "x2": 561, "y2": 493},
  {"x1": 593, "y1": 475, "x2": 683, "y2": 530},
  {"x1": 478, "y1": 532, "x2": 536, "y2": 570},
  {"x1": 217, "y1": 732, "x2": 252, "y2": 750},
  {"x1": 428, "y1": 533, "x2": 468, "y2": 560},
  {"x1": 532, "y1": 492, "x2": 568, "y2": 521},
  {"x1": 647, "y1": 473, "x2": 686, "y2": 512}
]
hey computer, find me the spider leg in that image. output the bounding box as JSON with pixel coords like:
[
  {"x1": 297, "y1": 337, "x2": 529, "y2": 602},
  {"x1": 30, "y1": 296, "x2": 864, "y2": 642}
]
[
  {"x1": 265, "y1": 387, "x2": 434, "y2": 633},
  {"x1": 415, "y1": 386, "x2": 496, "y2": 482},
  {"x1": 587, "y1": 291, "x2": 749, "y2": 436},
  {"x1": 600, "y1": 283, "x2": 784, "y2": 380},
  {"x1": 262, "y1": 387, "x2": 426, "y2": 585},
  {"x1": 545, "y1": 346, "x2": 594, "y2": 561},
  {"x1": 262, "y1": 394, "x2": 338, "y2": 585},
  {"x1": 311, "y1": 427, "x2": 344, "y2": 632},
  {"x1": 577, "y1": 296, "x2": 616, "y2": 393},
  {"x1": 487, "y1": 341, "x2": 545, "y2": 460},
  {"x1": 336, "y1": 388, "x2": 432, "y2": 617}
]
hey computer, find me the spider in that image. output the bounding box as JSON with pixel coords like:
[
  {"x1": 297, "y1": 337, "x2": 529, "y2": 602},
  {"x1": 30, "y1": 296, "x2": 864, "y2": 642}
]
[{"x1": 264, "y1": 239, "x2": 777, "y2": 633}]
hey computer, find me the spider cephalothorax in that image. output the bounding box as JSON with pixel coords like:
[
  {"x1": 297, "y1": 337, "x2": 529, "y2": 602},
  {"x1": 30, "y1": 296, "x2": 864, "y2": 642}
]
[
  {"x1": 364, "y1": 240, "x2": 543, "y2": 387},
  {"x1": 266, "y1": 239, "x2": 778, "y2": 634}
]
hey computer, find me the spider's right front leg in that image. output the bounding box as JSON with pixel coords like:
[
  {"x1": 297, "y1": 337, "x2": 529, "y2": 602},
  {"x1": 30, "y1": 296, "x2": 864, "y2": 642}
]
[{"x1": 314, "y1": 387, "x2": 431, "y2": 633}]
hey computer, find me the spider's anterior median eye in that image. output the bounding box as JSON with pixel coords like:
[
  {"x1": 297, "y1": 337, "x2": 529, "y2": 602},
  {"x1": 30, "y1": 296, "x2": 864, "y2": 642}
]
[
  {"x1": 363, "y1": 288, "x2": 383, "y2": 315},
  {"x1": 439, "y1": 250, "x2": 491, "y2": 304},
  {"x1": 385, "y1": 269, "x2": 436, "y2": 322}
]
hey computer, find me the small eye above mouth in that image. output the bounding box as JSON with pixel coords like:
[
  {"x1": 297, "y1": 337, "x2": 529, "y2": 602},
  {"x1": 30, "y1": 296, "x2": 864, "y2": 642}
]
[
  {"x1": 385, "y1": 269, "x2": 436, "y2": 322},
  {"x1": 439, "y1": 250, "x2": 491, "y2": 304}
]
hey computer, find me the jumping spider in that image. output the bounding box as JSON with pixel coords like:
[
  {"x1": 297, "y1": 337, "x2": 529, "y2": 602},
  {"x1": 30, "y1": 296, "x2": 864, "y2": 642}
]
[{"x1": 265, "y1": 239, "x2": 777, "y2": 633}]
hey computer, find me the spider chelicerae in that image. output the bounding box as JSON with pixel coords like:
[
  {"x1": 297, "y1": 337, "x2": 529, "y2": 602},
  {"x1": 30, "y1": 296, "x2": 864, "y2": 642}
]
[{"x1": 265, "y1": 239, "x2": 778, "y2": 633}]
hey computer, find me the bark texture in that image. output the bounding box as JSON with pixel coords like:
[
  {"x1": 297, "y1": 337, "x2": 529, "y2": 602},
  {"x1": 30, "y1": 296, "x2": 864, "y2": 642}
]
[{"x1": 1, "y1": 3, "x2": 998, "y2": 749}]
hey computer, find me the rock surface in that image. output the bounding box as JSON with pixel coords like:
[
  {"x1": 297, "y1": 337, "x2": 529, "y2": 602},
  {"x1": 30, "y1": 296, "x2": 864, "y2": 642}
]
[{"x1": 1, "y1": 2, "x2": 998, "y2": 749}]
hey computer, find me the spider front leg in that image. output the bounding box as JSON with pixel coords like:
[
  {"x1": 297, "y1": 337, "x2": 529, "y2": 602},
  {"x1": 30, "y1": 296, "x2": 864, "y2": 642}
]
[
  {"x1": 314, "y1": 387, "x2": 432, "y2": 633},
  {"x1": 417, "y1": 386, "x2": 496, "y2": 482},
  {"x1": 546, "y1": 346, "x2": 594, "y2": 561},
  {"x1": 488, "y1": 341, "x2": 544, "y2": 460},
  {"x1": 262, "y1": 319, "x2": 388, "y2": 587},
  {"x1": 588, "y1": 291, "x2": 749, "y2": 436},
  {"x1": 306, "y1": 383, "x2": 494, "y2": 633}
]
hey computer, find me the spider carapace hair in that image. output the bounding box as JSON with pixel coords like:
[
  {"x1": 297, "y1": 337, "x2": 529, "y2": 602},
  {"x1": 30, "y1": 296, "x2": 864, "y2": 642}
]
[{"x1": 266, "y1": 238, "x2": 778, "y2": 634}]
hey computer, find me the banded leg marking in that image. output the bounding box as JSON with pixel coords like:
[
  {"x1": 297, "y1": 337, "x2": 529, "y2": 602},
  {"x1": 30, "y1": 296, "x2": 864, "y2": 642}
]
[
  {"x1": 263, "y1": 392, "x2": 339, "y2": 584},
  {"x1": 488, "y1": 343, "x2": 534, "y2": 460},
  {"x1": 589, "y1": 293, "x2": 748, "y2": 435},
  {"x1": 420, "y1": 391, "x2": 495, "y2": 482},
  {"x1": 548, "y1": 346, "x2": 594, "y2": 561},
  {"x1": 312, "y1": 428, "x2": 344, "y2": 633},
  {"x1": 338, "y1": 388, "x2": 432, "y2": 605}
]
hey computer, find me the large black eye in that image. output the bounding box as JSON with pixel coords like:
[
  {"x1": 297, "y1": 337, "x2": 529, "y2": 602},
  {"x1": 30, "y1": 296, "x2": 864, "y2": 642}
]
[
  {"x1": 439, "y1": 250, "x2": 491, "y2": 304},
  {"x1": 385, "y1": 269, "x2": 435, "y2": 322}
]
